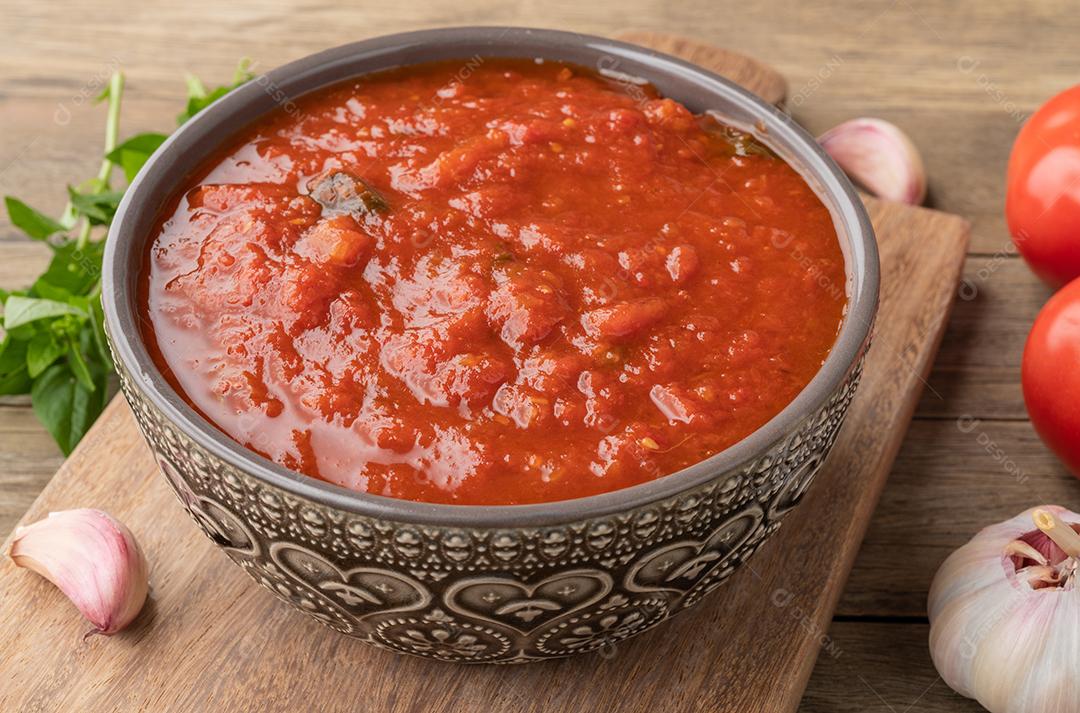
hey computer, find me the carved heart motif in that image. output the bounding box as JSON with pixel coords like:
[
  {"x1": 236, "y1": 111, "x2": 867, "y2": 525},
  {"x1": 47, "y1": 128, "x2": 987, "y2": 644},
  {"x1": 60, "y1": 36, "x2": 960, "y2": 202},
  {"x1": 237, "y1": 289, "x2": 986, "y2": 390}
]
[
  {"x1": 157, "y1": 455, "x2": 259, "y2": 556},
  {"x1": 271, "y1": 542, "x2": 431, "y2": 620},
  {"x1": 626, "y1": 505, "x2": 763, "y2": 595},
  {"x1": 768, "y1": 454, "x2": 823, "y2": 519},
  {"x1": 444, "y1": 569, "x2": 613, "y2": 634},
  {"x1": 534, "y1": 595, "x2": 669, "y2": 657}
]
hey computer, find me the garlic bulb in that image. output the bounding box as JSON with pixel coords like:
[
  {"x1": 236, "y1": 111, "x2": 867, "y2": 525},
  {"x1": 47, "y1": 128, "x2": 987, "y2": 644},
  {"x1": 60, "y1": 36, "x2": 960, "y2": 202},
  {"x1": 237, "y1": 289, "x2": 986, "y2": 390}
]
[
  {"x1": 928, "y1": 506, "x2": 1080, "y2": 712},
  {"x1": 8, "y1": 508, "x2": 149, "y2": 636},
  {"x1": 818, "y1": 118, "x2": 927, "y2": 205}
]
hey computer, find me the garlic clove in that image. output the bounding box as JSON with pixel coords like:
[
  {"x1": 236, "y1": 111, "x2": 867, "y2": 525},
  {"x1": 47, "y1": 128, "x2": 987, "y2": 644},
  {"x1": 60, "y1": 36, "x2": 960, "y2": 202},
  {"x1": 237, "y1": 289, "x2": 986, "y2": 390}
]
[
  {"x1": 818, "y1": 118, "x2": 927, "y2": 205},
  {"x1": 7, "y1": 508, "x2": 149, "y2": 636},
  {"x1": 1003, "y1": 539, "x2": 1049, "y2": 565}
]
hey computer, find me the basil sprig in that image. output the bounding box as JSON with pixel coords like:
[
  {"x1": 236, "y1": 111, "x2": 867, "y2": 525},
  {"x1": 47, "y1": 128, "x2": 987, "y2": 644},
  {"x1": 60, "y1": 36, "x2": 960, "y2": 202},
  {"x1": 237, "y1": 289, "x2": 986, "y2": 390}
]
[{"x1": 0, "y1": 61, "x2": 253, "y2": 454}]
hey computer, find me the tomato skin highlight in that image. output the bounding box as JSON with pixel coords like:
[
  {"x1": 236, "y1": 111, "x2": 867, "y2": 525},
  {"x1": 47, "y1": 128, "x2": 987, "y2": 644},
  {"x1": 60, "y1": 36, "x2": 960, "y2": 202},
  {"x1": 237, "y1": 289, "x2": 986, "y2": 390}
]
[
  {"x1": 1022, "y1": 277, "x2": 1080, "y2": 477},
  {"x1": 1006, "y1": 84, "x2": 1080, "y2": 288}
]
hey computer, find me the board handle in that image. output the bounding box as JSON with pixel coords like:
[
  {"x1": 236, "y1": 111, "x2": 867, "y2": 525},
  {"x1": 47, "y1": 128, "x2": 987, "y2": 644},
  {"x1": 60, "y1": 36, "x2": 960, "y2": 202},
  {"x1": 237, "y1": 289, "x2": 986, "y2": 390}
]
[{"x1": 612, "y1": 30, "x2": 788, "y2": 105}]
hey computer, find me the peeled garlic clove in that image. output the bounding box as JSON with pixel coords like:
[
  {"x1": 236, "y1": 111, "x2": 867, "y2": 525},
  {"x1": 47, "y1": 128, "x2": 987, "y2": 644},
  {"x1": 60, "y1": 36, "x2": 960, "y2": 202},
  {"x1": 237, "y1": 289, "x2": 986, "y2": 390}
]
[
  {"x1": 7, "y1": 508, "x2": 149, "y2": 636},
  {"x1": 928, "y1": 505, "x2": 1080, "y2": 712},
  {"x1": 818, "y1": 118, "x2": 927, "y2": 205}
]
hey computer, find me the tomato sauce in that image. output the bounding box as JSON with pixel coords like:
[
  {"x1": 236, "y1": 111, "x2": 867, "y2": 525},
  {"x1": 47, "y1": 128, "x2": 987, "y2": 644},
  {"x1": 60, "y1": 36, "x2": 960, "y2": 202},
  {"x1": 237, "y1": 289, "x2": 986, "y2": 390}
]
[{"x1": 142, "y1": 59, "x2": 846, "y2": 505}]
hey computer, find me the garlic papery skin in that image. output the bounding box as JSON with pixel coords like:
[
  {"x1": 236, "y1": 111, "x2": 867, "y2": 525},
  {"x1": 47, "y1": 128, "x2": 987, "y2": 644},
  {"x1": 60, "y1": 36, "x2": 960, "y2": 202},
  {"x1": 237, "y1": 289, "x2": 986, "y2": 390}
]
[
  {"x1": 818, "y1": 118, "x2": 927, "y2": 205},
  {"x1": 7, "y1": 508, "x2": 149, "y2": 636},
  {"x1": 928, "y1": 505, "x2": 1080, "y2": 712}
]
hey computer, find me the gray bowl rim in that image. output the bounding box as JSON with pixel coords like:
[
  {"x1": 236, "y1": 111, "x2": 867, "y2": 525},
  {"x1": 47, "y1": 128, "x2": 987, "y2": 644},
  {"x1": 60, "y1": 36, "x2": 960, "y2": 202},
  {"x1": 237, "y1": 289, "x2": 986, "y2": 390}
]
[{"x1": 103, "y1": 25, "x2": 879, "y2": 529}]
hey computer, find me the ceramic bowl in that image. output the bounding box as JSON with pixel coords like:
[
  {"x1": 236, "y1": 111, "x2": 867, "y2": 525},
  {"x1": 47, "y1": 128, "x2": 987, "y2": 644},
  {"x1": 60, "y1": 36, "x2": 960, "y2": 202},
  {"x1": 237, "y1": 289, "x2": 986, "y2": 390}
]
[{"x1": 102, "y1": 26, "x2": 878, "y2": 663}]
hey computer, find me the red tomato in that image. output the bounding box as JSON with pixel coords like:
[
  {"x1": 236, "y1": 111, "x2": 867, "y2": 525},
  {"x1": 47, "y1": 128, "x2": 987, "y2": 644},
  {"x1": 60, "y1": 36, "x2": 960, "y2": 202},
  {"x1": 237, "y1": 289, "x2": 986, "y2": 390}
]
[
  {"x1": 1006, "y1": 85, "x2": 1080, "y2": 288},
  {"x1": 1022, "y1": 277, "x2": 1080, "y2": 476}
]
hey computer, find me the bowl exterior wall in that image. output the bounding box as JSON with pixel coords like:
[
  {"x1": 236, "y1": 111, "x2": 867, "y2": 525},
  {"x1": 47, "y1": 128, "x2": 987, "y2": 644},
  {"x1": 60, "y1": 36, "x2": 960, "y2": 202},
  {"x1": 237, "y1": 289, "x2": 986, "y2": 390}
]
[{"x1": 115, "y1": 350, "x2": 862, "y2": 662}]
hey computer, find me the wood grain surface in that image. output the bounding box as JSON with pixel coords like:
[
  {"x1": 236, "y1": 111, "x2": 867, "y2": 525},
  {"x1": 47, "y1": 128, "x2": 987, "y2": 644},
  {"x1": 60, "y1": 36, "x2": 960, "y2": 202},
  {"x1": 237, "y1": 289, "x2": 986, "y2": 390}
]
[{"x1": 1, "y1": 2, "x2": 1074, "y2": 710}]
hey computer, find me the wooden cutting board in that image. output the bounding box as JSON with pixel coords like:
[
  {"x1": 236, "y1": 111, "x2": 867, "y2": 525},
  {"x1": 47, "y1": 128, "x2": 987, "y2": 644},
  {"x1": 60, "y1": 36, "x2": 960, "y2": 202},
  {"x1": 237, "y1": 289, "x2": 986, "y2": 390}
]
[{"x1": 0, "y1": 34, "x2": 970, "y2": 713}]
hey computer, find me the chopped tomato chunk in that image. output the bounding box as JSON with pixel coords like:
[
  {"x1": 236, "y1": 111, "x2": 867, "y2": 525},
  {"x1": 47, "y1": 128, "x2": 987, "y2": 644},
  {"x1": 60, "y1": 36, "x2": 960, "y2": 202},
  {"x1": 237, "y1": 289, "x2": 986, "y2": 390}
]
[
  {"x1": 582, "y1": 298, "x2": 669, "y2": 339},
  {"x1": 297, "y1": 215, "x2": 372, "y2": 266}
]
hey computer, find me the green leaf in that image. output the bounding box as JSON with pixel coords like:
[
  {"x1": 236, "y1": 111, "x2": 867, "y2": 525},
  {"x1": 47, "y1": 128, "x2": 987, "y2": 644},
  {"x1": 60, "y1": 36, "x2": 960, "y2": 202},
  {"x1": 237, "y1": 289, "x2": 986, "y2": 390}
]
[
  {"x1": 26, "y1": 331, "x2": 64, "y2": 378},
  {"x1": 117, "y1": 151, "x2": 151, "y2": 184},
  {"x1": 67, "y1": 187, "x2": 124, "y2": 226},
  {"x1": 0, "y1": 336, "x2": 26, "y2": 371},
  {"x1": 31, "y1": 362, "x2": 107, "y2": 455},
  {"x1": 232, "y1": 57, "x2": 254, "y2": 85},
  {"x1": 4, "y1": 323, "x2": 36, "y2": 341},
  {"x1": 71, "y1": 368, "x2": 107, "y2": 451},
  {"x1": 5, "y1": 197, "x2": 67, "y2": 241},
  {"x1": 31, "y1": 364, "x2": 75, "y2": 453},
  {"x1": 0, "y1": 338, "x2": 32, "y2": 395},
  {"x1": 36, "y1": 240, "x2": 105, "y2": 296},
  {"x1": 4, "y1": 295, "x2": 86, "y2": 329},
  {"x1": 177, "y1": 60, "x2": 254, "y2": 125},
  {"x1": 105, "y1": 134, "x2": 167, "y2": 161},
  {"x1": 88, "y1": 298, "x2": 113, "y2": 369},
  {"x1": 66, "y1": 334, "x2": 96, "y2": 391},
  {"x1": 63, "y1": 293, "x2": 91, "y2": 313},
  {"x1": 105, "y1": 133, "x2": 168, "y2": 183},
  {"x1": 177, "y1": 88, "x2": 225, "y2": 125},
  {"x1": 0, "y1": 368, "x2": 31, "y2": 395},
  {"x1": 31, "y1": 279, "x2": 72, "y2": 302},
  {"x1": 184, "y1": 73, "x2": 207, "y2": 100}
]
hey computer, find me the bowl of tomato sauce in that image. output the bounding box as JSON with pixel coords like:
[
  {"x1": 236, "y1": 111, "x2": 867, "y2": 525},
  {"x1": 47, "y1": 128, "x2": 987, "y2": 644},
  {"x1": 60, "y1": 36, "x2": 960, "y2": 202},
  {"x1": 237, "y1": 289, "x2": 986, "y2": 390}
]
[{"x1": 103, "y1": 27, "x2": 877, "y2": 661}]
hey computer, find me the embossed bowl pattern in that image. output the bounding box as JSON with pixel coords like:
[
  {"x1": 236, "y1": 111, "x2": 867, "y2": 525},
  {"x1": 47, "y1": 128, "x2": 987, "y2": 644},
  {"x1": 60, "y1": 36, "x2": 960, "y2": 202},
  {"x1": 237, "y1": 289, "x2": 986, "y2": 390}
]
[{"x1": 103, "y1": 27, "x2": 878, "y2": 663}]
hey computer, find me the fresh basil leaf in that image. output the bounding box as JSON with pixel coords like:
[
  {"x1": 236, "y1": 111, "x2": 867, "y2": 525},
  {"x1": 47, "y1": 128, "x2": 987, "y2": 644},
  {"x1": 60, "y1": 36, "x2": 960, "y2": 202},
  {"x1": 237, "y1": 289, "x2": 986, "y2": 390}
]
[
  {"x1": 70, "y1": 365, "x2": 107, "y2": 452},
  {"x1": 5, "y1": 197, "x2": 67, "y2": 241},
  {"x1": 63, "y1": 293, "x2": 91, "y2": 313},
  {"x1": 185, "y1": 73, "x2": 207, "y2": 100},
  {"x1": 178, "y1": 89, "x2": 225, "y2": 125},
  {"x1": 67, "y1": 187, "x2": 124, "y2": 226},
  {"x1": 0, "y1": 366, "x2": 31, "y2": 395},
  {"x1": 177, "y1": 60, "x2": 254, "y2": 125},
  {"x1": 31, "y1": 279, "x2": 72, "y2": 302},
  {"x1": 36, "y1": 240, "x2": 105, "y2": 295},
  {"x1": 0, "y1": 335, "x2": 28, "y2": 372},
  {"x1": 232, "y1": 57, "x2": 254, "y2": 84},
  {"x1": 31, "y1": 361, "x2": 107, "y2": 455},
  {"x1": 4, "y1": 323, "x2": 36, "y2": 341},
  {"x1": 118, "y1": 151, "x2": 150, "y2": 184},
  {"x1": 0, "y1": 337, "x2": 31, "y2": 395},
  {"x1": 88, "y1": 298, "x2": 113, "y2": 369},
  {"x1": 66, "y1": 335, "x2": 96, "y2": 391},
  {"x1": 26, "y1": 331, "x2": 64, "y2": 378},
  {"x1": 4, "y1": 295, "x2": 87, "y2": 329},
  {"x1": 105, "y1": 132, "x2": 168, "y2": 161},
  {"x1": 32, "y1": 364, "x2": 74, "y2": 453},
  {"x1": 105, "y1": 133, "x2": 168, "y2": 183}
]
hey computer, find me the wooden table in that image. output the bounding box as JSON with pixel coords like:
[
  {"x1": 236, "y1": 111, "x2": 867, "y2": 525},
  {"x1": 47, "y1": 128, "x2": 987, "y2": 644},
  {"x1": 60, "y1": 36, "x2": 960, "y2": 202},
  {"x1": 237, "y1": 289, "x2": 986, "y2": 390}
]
[{"x1": 0, "y1": 2, "x2": 1073, "y2": 710}]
